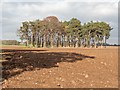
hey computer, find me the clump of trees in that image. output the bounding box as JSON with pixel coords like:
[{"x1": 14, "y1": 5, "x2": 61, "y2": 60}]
[{"x1": 17, "y1": 16, "x2": 112, "y2": 48}]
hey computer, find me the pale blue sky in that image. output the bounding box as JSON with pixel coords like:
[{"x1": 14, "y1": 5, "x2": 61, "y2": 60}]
[{"x1": 0, "y1": 0, "x2": 119, "y2": 44}]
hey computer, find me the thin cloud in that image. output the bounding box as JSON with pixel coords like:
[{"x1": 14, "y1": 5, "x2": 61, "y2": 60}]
[
  {"x1": 1, "y1": 1, "x2": 118, "y2": 44},
  {"x1": 2, "y1": 0, "x2": 119, "y2": 2}
]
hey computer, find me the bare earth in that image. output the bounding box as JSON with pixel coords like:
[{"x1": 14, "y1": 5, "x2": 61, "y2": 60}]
[{"x1": 0, "y1": 46, "x2": 118, "y2": 88}]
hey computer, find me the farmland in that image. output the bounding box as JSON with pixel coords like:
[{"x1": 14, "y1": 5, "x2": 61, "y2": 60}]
[{"x1": 0, "y1": 45, "x2": 118, "y2": 88}]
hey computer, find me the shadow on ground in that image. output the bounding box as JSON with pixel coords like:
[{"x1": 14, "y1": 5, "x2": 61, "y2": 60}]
[{"x1": 1, "y1": 49, "x2": 95, "y2": 80}]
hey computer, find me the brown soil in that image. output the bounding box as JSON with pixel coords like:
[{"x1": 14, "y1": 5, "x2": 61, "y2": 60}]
[{"x1": 0, "y1": 46, "x2": 118, "y2": 88}]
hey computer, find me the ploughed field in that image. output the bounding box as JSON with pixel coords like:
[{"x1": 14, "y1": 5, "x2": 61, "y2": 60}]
[{"x1": 0, "y1": 45, "x2": 118, "y2": 88}]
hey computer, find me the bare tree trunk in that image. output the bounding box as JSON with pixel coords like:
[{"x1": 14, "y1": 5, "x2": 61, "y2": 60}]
[
  {"x1": 57, "y1": 35, "x2": 60, "y2": 47},
  {"x1": 80, "y1": 39, "x2": 83, "y2": 48},
  {"x1": 43, "y1": 35, "x2": 46, "y2": 48},
  {"x1": 35, "y1": 36, "x2": 38, "y2": 48},
  {"x1": 100, "y1": 39, "x2": 103, "y2": 48},
  {"x1": 64, "y1": 35, "x2": 67, "y2": 47},
  {"x1": 94, "y1": 39, "x2": 98, "y2": 48},
  {"x1": 75, "y1": 37, "x2": 79, "y2": 48},
  {"x1": 104, "y1": 36, "x2": 106, "y2": 48},
  {"x1": 41, "y1": 36, "x2": 44, "y2": 47},
  {"x1": 68, "y1": 36, "x2": 71, "y2": 47},
  {"x1": 31, "y1": 34, "x2": 35, "y2": 47},
  {"x1": 94, "y1": 36, "x2": 98, "y2": 48},
  {"x1": 26, "y1": 39, "x2": 29, "y2": 47},
  {"x1": 50, "y1": 35, "x2": 54, "y2": 48},
  {"x1": 62, "y1": 35, "x2": 64, "y2": 47},
  {"x1": 59, "y1": 36, "x2": 62, "y2": 47},
  {"x1": 77, "y1": 38, "x2": 80, "y2": 47},
  {"x1": 46, "y1": 35, "x2": 48, "y2": 47},
  {"x1": 37, "y1": 35, "x2": 40, "y2": 48},
  {"x1": 40, "y1": 36, "x2": 42, "y2": 47},
  {"x1": 31, "y1": 34, "x2": 33, "y2": 47},
  {"x1": 70, "y1": 35, "x2": 73, "y2": 47}
]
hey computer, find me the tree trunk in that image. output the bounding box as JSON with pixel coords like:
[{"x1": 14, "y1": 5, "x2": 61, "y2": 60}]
[
  {"x1": 80, "y1": 39, "x2": 83, "y2": 48},
  {"x1": 39, "y1": 36, "x2": 42, "y2": 47},
  {"x1": 26, "y1": 39, "x2": 29, "y2": 47},
  {"x1": 70, "y1": 35, "x2": 73, "y2": 47},
  {"x1": 41, "y1": 36, "x2": 44, "y2": 47},
  {"x1": 57, "y1": 35, "x2": 60, "y2": 47},
  {"x1": 78, "y1": 38, "x2": 81, "y2": 47},
  {"x1": 104, "y1": 36, "x2": 106, "y2": 48},
  {"x1": 66, "y1": 36, "x2": 71, "y2": 47},
  {"x1": 95, "y1": 40, "x2": 97, "y2": 48},
  {"x1": 75, "y1": 37, "x2": 78, "y2": 48},
  {"x1": 59, "y1": 36, "x2": 62, "y2": 47},
  {"x1": 64, "y1": 35, "x2": 67, "y2": 47},
  {"x1": 35, "y1": 36, "x2": 38, "y2": 48},
  {"x1": 100, "y1": 39, "x2": 103, "y2": 48},
  {"x1": 50, "y1": 35, "x2": 54, "y2": 48},
  {"x1": 43, "y1": 35, "x2": 46, "y2": 48},
  {"x1": 31, "y1": 34, "x2": 35, "y2": 47},
  {"x1": 37, "y1": 36, "x2": 40, "y2": 48},
  {"x1": 31, "y1": 34, "x2": 33, "y2": 47},
  {"x1": 94, "y1": 35, "x2": 98, "y2": 48},
  {"x1": 62, "y1": 35, "x2": 64, "y2": 47}
]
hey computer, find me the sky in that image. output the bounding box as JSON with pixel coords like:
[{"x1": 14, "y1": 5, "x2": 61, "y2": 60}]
[{"x1": 0, "y1": 0, "x2": 119, "y2": 44}]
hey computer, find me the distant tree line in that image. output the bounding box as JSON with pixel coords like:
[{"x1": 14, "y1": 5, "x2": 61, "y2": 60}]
[
  {"x1": 106, "y1": 43, "x2": 119, "y2": 46},
  {"x1": 17, "y1": 16, "x2": 113, "y2": 48},
  {"x1": 0, "y1": 40, "x2": 20, "y2": 45}
]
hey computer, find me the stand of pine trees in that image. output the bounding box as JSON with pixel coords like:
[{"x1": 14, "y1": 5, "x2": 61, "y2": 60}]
[{"x1": 17, "y1": 16, "x2": 113, "y2": 48}]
